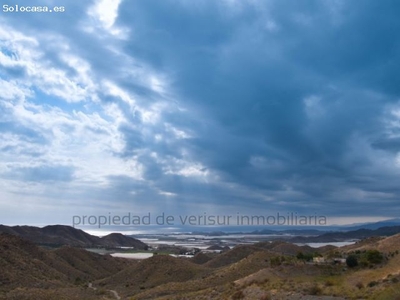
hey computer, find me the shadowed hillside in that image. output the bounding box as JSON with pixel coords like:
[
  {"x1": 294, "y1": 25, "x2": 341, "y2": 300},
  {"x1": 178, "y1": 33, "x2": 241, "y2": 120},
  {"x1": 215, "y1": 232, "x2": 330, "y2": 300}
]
[
  {"x1": 290, "y1": 226, "x2": 400, "y2": 243},
  {"x1": 191, "y1": 252, "x2": 214, "y2": 264},
  {"x1": 0, "y1": 233, "x2": 135, "y2": 299},
  {"x1": 341, "y1": 233, "x2": 400, "y2": 253},
  {"x1": 204, "y1": 245, "x2": 263, "y2": 268},
  {"x1": 261, "y1": 241, "x2": 318, "y2": 256},
  {"x1": 96, "y1": 254, "x2": 210, "y2": 296},
  {"x1": 0, "y1": 224, "x2": 147, "y2": 249},
  {"x1": 101, "y1": 233, "x2": 148, "y2": 249}
]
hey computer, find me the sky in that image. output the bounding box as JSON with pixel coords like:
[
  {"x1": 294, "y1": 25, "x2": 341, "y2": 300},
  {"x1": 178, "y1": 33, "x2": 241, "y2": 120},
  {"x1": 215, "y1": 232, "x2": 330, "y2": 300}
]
[{"x1": 1, "y1": 0, "x2": 400, "y2": 230}]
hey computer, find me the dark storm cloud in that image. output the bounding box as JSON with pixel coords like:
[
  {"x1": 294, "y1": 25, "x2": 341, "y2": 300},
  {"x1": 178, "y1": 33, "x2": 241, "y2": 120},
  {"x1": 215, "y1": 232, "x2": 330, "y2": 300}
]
[
  {"x1": 372, "y1": 138, "x2": 400, "y2": 153},
  {"x1": 113, "y1": 0, "x2": 400, "y2": 217}
]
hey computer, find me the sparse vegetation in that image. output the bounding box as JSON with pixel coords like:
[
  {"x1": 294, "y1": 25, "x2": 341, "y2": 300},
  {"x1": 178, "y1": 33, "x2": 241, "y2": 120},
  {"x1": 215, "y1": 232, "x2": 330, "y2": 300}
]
[
  {"x1": 356, "y1": 282, "x2": 364, "y2": 289},
  {"x1": 345, "y1": 249, "x2": 385, "y2": 269},
  {"x1": 296, "y1": 251, "x2": 313, "y2": 261},
  {"x1": 325, "y1": 279, "x2": 335, "y2": 286},
  {"x1": 1, "y1": 230, "x2": 400, "y2": 299},
  {"x1": 346, "y1": 254, "x2": 358, "y2": 268},
  {"x1": 368, "y1": 280, "x2": 379, "y2": 287},
  {"x1": 307, "y1": 284, "x2": 322, "y2": 295},
  {"x1": 270, "y1": 255, "x2": 284, "y2": 266},
  {"x1": 366, "y1": 249, "x2": 384, "y2": 264},
  {"x1": 231, "y1": 289, "x2": 244, "y2": 299}
]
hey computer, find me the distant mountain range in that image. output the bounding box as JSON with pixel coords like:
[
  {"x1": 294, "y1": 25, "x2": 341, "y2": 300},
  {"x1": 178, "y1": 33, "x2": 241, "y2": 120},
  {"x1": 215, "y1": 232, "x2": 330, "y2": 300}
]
[
  {"x1": 2, "y1": 220, "x2": 400, "y2": 251},
  {"x1": 182, "y1": 218, "x2": 400, "y2": 235},
  {"x1": 340, "y1": 218, "x2": 400, "y2": 231},
  {"x1": 224, "y1": 224, "x2": 400, "y2": 243},
  {"x1": 186, "y1": 219, "x2": 400, "y2": 238},
  {"x1": 289, "y1": 226, "x2": 400, "y2": 243},
  {"x1": 0, "y1": 224, "x2": 148, "y2": 249}
]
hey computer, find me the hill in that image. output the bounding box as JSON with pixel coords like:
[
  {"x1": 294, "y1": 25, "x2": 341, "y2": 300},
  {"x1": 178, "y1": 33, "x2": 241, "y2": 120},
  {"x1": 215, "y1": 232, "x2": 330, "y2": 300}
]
[
  {"x1": 0, "y1": 233, "x2": 135, "y2": 299},
  {"x1": 191, "y1": 252, "x2": 214, "y2": 264},
  {"x1": 97, "y1": 254, "x2": 211, "y2": 297},
  {"x1": 2, "y1": 227, "x2": 400, "y2": 299},
  {"x1": 269, "y1": 241, "x2": 316, "y2": 256},
  {"x1": 204, "y1": 245, "x2": 263, "y2": 268},
  {"x1": 343, "y1": 218, "x2": 400, "y2": 231},
  {"x1": 341, "y1": 233, "x2": 400, "y2": 253},
  {"x1": 130, "y1": 248, "x2": 281, "y2": 299},
  {"x1": 289, "y1": 226, "x2": 400, "y2": 243},
  {"x1": 0, "y1": 224, "x2": 147, "y2": 249},
  {"x1": 129, "y1": 234, "x2": 400, "y2": 299},
  {"x1": 101, "y1": 233, "x2": 148, "y2": 249}
]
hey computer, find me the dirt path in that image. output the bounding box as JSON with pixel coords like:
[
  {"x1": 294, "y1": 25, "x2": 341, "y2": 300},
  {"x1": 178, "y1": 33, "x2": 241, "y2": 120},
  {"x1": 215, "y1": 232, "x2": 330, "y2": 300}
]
[
  {"x1": 109, "y1": 289, "x2": 121, "y2": 300},
  {"x1": 88, "y1": 283, "x2": 121, "y2": 299}
]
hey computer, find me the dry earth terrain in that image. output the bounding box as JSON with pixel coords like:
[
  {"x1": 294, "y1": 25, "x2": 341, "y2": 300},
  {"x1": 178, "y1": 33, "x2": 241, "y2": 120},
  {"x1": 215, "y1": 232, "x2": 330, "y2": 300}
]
[{"x1": 1, "y1": 230, "x2": 400, "y2": 299}]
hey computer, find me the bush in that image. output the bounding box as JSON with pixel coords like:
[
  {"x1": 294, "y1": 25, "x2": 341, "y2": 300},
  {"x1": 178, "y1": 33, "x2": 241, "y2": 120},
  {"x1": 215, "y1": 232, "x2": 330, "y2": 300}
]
[
  {"x1": 346, "y1": 254, "x2": 358, "y2": 268},
  {"x1": 296, "y1": 251, "x2": 313, "y2": 261},
  {"x1": 356, "y1": 282, "x2": 364, "y2": 289},
  {"x1": 270, "y1": 256, "x2": 283, "y2": 266},
  {"x1": 308, "y1": 284, "x2": 322, "y2": 295},
  {"x1": 325, "y1": 280, "x2": 334, "y2": 287},
  {"x1": 366, "y1": 250, "x2": 383, "y2": 264},
  {"x1": 74, "y1": 277, "x2": 82, "y2": 285},
  {"x1": 296, "y1": 251, "x2": 304, "y2": 260},
  {"x1": 368, "y1": 281, "x2": 378, "y2": 287},
  {"x1": 231, "y1": 290, "x2": 244, "y2": 299}
]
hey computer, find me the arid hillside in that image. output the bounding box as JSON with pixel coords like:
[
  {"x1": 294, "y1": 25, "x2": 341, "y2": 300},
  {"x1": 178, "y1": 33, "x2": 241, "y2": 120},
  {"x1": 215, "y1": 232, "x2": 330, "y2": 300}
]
[
  {"x1": 0, "y1": 233, "x2": 135, "y2": 300},
  {"x1": 1, "y1": 232, "x2": 400, "y2": 299},
  {"x1": 111, "y1": 234, "x2": 400, "y2": 300}
]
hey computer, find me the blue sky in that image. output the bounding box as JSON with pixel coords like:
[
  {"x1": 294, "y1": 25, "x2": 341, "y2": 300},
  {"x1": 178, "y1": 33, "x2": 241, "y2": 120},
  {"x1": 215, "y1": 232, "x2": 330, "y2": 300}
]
[{"x1": 1, "y1": 0, "x2": 400, "y2": 229}]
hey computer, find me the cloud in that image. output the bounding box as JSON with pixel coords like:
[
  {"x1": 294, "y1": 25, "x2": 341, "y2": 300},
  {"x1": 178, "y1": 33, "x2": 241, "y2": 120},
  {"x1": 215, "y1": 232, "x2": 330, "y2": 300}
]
[
  {"x1": 5, "y1": 165, "x2": 75, "y2": 182},
  {"x1": 1, "y1": 0, "x2": 400, "y2": 226}
]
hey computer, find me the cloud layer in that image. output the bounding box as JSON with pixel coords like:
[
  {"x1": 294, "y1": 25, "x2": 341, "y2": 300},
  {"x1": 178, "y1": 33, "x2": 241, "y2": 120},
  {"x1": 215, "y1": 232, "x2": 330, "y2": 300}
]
[{"x1": 1, "y1": 0, "x2": 400, "y2": 227}]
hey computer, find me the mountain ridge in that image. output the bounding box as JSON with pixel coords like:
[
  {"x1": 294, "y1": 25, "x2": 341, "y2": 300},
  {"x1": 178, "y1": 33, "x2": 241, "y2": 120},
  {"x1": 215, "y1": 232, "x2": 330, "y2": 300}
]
[{"x1": 0, "y1": 224, "x2": 148, "y2": 249}]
